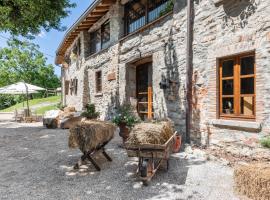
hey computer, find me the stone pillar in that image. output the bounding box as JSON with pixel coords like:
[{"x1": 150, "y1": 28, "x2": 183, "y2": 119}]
[
  {"x1": 118, "y1": 63, "x2": 127, "y2": 104},
  {"x1": 110, "y1": 1, "x2": 124, "y2": 43},
  {"x1": 81, "y1": 31, "x2": 91, "y2": 60}
]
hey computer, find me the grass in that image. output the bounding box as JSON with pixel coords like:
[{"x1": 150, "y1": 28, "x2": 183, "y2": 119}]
[
  {"x1": 260, "y1": 137, "x2": 270, "y2": 149},
  {"x1": 36, "y1": 104, "x2": 59, "y2": 115},
  {"x1": 1, "y1": 96, "x2": 60, "y2": 113}
]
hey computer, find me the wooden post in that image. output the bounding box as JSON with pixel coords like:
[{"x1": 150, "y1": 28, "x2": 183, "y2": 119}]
[
  {"x1": 185, "y1": 0, "x2": 194, "y2": 144},
  {"x1": 148, "y1": 86, "x2": 153, "y2": 119}
]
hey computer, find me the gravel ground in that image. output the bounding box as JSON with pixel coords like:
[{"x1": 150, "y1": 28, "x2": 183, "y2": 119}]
[{"x1": 0, "y1": 122, "x2": 240, "y2": 200}]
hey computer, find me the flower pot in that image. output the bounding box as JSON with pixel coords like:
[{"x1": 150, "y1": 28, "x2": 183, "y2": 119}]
[{"x1": 119, "y1": 123, "x2": 130, "y2": 144}]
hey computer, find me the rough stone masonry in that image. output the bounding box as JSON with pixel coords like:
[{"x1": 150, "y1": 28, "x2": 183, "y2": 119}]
[{"x1": 59, "y1": 0, "x2": 270, "y2": 157}]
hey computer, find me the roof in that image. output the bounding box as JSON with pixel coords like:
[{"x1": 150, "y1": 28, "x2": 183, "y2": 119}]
[{"x1": 55, "y1": 0, "x2": 116, "y2": 65}]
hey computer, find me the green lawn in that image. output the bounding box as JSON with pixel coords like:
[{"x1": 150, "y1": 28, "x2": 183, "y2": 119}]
[
  {"x1": 1, "y1": 96, "x2": 61, "y2": 113},
  {"x1": 36, "y1": 104, "x2": 59, "y2": 115}
]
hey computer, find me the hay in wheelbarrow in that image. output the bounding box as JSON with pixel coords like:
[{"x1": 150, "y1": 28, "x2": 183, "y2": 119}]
[
  {"x1": 234, "y1": 163, "x2": 270, "y2": 200},
  {"x1": 69, "y1": 120, "x2": 116, "y2": 153},
  {"x1": 127, "y1": 120, "x2": 174, "y2": 145}
]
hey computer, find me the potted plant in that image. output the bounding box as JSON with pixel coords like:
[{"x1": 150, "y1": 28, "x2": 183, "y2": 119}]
[
  {"x1": 81, "y1": 103, "x2": 100, "y2": 120},
  {"x1": 112, "y1": 104, "x2": 139, "y2": 144}
]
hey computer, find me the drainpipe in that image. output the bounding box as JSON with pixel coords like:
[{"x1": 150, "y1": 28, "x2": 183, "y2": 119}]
[{"x1": 186, "y1": 0, "x2": 194, "y2": 144}]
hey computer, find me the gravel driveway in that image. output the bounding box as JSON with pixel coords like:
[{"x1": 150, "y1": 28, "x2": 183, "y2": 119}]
[{"x1": 0, "y1": 122, "x2": 240, "y2": 200}]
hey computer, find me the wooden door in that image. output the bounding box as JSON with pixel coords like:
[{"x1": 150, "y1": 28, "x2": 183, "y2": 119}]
[{"x1": 136, "y1": 63, "x2": 153, "y2": 120}]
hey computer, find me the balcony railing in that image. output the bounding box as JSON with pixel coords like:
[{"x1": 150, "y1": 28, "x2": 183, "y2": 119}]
[{"x1": 125, "y1": 0, "x2": 173, "y2": 35}]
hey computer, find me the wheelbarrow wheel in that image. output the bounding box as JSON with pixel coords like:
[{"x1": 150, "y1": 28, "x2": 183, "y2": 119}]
[
  {"x1": 143, "y1": 179, "x2": 150, "y2": 186},
  {"x1": 140, "y1": 159, "x2": 148, "y2": 178}
]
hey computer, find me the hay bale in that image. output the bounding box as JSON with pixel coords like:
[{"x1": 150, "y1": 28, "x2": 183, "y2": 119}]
[
  {"x1": 64, "y1": 107, "x2": 76, "y2": 113},
  {"x1": 126, "y1": 120, "x2": 174, "y2": 145},
  {"x1": 60, "y1": 116, "x2": 82, "y2": 129},
  {"x1": 234, "y1": 163, "x2": 270, "y2": 200},
  {"x1": 69, "y1": 120, "x2": 116, "y2": 153}
]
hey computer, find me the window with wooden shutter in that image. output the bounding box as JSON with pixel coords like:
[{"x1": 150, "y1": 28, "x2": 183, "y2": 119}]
[
  {"x1": 70, "y1": 79, "x2": 74, "y2": 95},
  {"x1": 219, "y1": 53, "x2": 255, "y2": 120},
  {"x1": 96, "y1": 71, "x2": 102, "y2": 93},
  {"x1": 65, "y1": 80, "x2": 70, "y2": 95},
  {"x1": 75, "y1": 79, "x2": 78, "y2": 95}
]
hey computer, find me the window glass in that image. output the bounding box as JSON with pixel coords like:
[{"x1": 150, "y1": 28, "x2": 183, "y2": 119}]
[
  {"x1": 241, "y1": 77, "x2": 254, "y2": 94},
  {"x1": 96, "y1": 71, "x2": 102, "y2": 93},
  {"x1": 222, "y1": 98, "x2": 234, "y2": 114},
  {"x1": 101, "y1": 21, "x2": 110, "y2": 49},
  {"x1": 125, "y1": 0, "x2": 171, "y2": 34},
  {"x1": 90, "y1": 30, "x2": 101, "y2": 55},
  {"x1": 222, "y1": 79, "x2": 234, "y2": 95},
  {"x1": 222, "y1": 60, "x2": 234, "y2": 77},
  {"x1": 241, "y1": 56, "x2": 254, "y2": 75},
  {"x1": 219, "y1": 54, "x2": 255, "y2": 118}
]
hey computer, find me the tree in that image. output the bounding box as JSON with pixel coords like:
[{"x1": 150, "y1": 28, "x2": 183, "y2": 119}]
[
  {"x1": 0, "y1": 0, "x2": 75, "y2": 37},
  {"x1": 0, "y1": 38, "x2": 60, "y2": 89}
]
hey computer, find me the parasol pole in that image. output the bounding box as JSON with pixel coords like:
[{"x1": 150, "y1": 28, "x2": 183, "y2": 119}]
[{"x1": 23, "y1": 81, "x2": 30, "y2": 117}]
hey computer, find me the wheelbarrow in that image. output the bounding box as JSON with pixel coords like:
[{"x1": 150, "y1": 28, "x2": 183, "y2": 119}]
[{"x1": 125, "y1": 132, "x2": 177, "y2": 185}]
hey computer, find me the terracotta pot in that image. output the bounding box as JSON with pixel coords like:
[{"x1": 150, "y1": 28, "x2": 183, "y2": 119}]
[{"x1": 119, "y1": 123, "x2": 130, "y2": 143}]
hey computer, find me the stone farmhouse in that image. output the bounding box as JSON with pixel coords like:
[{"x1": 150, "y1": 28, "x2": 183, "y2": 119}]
[{"x1": 56, "y1": 0, "x2": 270, "y2": 152}]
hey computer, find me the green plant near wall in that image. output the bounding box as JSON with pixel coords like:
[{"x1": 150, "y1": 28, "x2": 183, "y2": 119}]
[
  {"x1": 81, "y1": 103, "x2": 100, "y2": 120},
  {"x1": 112, "y1": 104, "x2": 140, "y2": 128},
  {"x1": 159, "y1": 0, "x2": 174, "y2": 17},
  {"x1": 260, "y1": 137, "x2": 270, "y2": 149}
]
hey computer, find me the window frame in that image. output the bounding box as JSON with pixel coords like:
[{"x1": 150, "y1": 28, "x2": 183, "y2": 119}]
[
  {"x1": 95, "y1": 71, "x2": 102, "y2": 93},
  {"x1": 218, "y1": 52, "x2": 256, "y2": 120},
  {"x1": 89, "y1": 20, "x2": 110, "y2": 56},
  {"x1": 124, "y1": 0, "x2": 172, "y2": 35}
]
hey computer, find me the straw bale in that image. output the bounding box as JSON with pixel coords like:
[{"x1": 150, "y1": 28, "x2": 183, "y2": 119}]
[
  {"x1": 64, "y1": 107, "x2": 76, "y2": 113},
  {"x1": 69, "y1": 120, "x2": 116, "y2": 153},
  {"x1": 127, "y1": 120, "x2": 174, "y2": 145},
  {"x1": 60, "y1": 116, "x2": 82, "y2": 129},
  {"x1": 234, "y1": 163, "x2": 270, "y2": 200}
]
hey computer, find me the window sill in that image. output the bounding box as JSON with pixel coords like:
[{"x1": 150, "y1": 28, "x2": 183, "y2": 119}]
[
  {"x1": 211, "y1": 119, "x2": 262, "y2": 132},
  {"x1": 94, "y1": 93, "x2": 103, "y2": 97}
]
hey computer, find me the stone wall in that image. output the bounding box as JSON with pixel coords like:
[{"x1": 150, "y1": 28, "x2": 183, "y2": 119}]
[
  {"x1": 187, "y1": 0, "x2": 270, "y2": 148},
  {"x1": 61, "y1": 0, "x2": 270, "y2": 151}
]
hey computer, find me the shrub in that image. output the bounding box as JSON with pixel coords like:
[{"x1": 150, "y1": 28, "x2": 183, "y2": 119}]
[
  {"x1": 260, "y1": 137, "x2": 270, "y2": 149},
  {"x1": 81, "y1": 103, "x2": 100, "y2": 119},
  {"x1": 112, "y1": 103, "x2": 140, "y2": 128}
]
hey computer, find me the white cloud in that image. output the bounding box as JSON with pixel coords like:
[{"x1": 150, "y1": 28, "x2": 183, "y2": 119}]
[{"x1": 38, "y1": 31, "x2": 46, "y2": 38}]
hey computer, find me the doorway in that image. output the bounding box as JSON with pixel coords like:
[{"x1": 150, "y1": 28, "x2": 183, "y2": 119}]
[{"x1": 136, "y1": 62, "x2": 153, "y2": 120}]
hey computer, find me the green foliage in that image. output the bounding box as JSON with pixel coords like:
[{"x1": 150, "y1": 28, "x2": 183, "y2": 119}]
[
  {"x1": 1, "y1": 95, "x2": 60, "y2": 112},
  {"x1": 57, "y1": 102, "x2": 66, "y2": 111},
  {"x1": 159, "y1": 0, "x2": 174, "y2": 17},
  {"x1": 36, "y1": 104, "x2": 58, "y2": 115},
  {"x1": 81, "y1": 104, "x2": 100, "y2": 119},
  {"x1": 0, "y1": 38, "x2": 60, "y2": 89},
  {"x1": 0, "y1": 0, "x2": 76, "y2": 37},
  {"x1": 260, "y1": 137, "x2": 270, "y2": 149},
  {"x1": 0, "y1": 94, "x2": 23, "y2": 110},
  {"x1": 112, "y1": 104, "x2": 140, "y2": 128}
]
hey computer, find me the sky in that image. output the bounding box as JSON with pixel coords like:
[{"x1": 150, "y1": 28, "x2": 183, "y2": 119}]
[{"x1": 0, "y1": 0, "x2": 93, "y2": 77}]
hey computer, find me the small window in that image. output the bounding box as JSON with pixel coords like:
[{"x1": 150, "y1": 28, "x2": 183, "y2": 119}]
[
  {"x1": 69, "y1": 78, "x2": 78, "y2": 96},
  {"x1": 219, "y1": 53, "x2": 255, "y2": 119},
  {"x1": 65, "y1": 80, "x2": 70, "y2": 95},
  {"x1": 74, "y1": 79, "x2": 78, "y2": 95},
  {"x1": 96, "y1": 71, "x2": 102, "y2": 93}
]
